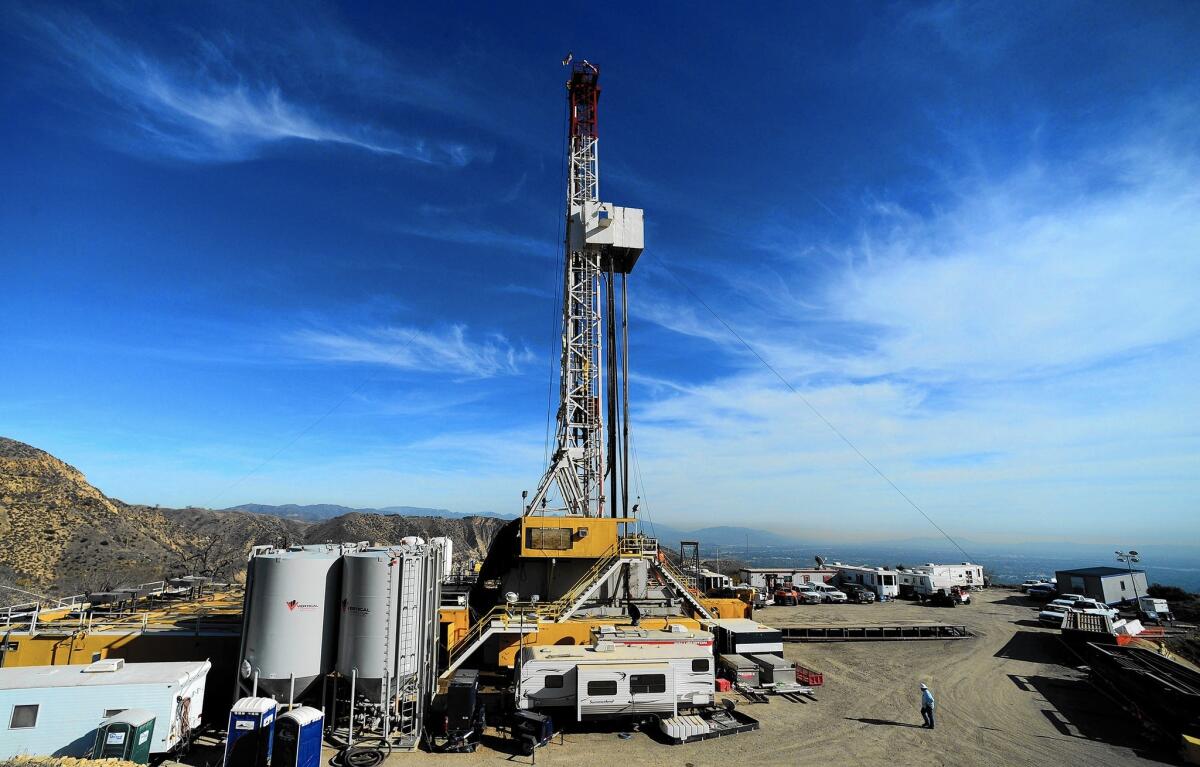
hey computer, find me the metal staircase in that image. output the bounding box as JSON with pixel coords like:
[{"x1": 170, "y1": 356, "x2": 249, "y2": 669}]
[{"x1": 652, "y1": 553, "x2": 713, "y2": 620}]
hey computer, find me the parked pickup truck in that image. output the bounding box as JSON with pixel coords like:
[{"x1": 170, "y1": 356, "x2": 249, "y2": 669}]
[{"x1": 842, "y1": 584, "x2": 876, "y2": 604}]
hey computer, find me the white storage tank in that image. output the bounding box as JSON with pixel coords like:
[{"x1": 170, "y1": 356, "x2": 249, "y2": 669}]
[
  {"x1": 337, "y1": 548, "x2": 402, "y2": 699},
  {"x1": 239, "y1": 544, "x2": 345, "y2": 701},
  {"x1": 430, "y1": 537, "x2": 453, "y2": 578},
  {"x1": 337, "y1": 542, "x2": 445, "y2": 698}
]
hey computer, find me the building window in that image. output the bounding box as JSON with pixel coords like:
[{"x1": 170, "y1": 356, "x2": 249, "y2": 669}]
[
  {"x1": 692, "y1": 659, "x2": 709, "y2": 672},
  {"x1": 630, "y1": 674, "x2": 666, "y2": 694},
  {"x1": 10, "y1": 704, "x2": 38, "y2": 729},
  {"x1": 1120, "y1": 580, "x2": 1126, "y2": 590},
  {"x1": 587, "y1": 680, "x2": 618, "y2": 696},
  {"x1": 527, "y1": 527, "x2": 572, "y2": 551},
  {"x1": 103, "y1": 708, "x2": 127, "y2": 718},
  {"x1": 544, "y1": 675, "x2": 564, "y2": 689}
]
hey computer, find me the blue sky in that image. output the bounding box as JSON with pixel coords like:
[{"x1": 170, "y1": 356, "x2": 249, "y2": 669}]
[{"x1": 2, "y1": 2, "x2": 1199, "y2": 544}]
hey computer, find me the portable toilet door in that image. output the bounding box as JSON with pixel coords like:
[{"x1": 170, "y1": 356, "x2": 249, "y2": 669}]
[
  {"x1": 93, "y1": 709, "x2": 156, "y2": 764},
  {"x1": 274, "y1": 706, "x2": 324, "y2": 767},
  {"x1": 224, "y1": 697, "x2": 277, "y2": 767}
]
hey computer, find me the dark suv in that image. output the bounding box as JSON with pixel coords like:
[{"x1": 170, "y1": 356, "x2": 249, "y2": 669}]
[{"x1": 843, "y1": 584, "x2": 877, "y2": 604}]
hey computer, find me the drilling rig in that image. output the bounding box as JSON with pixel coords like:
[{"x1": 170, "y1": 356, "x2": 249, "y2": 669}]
[
  {"x1": 443, "y1": 61, "x2": 750, "y2": 684},
  {"x1": 525, "y1": 58, "x2": 643, "y2": 520}
]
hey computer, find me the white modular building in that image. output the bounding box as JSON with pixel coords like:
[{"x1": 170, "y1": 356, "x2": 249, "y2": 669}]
[
  {"x1": 0, "y1": 659, "x2": 209, "y2": 758},
  {"x1": 830, "y1": 564, "x2": 900, "y2": 598},
  {"x1": 516, "y1": 641, "x2": 714, "y2": 721},
  {"x1": 736, "y1": 567, "x2": 837, "y2": 593}
]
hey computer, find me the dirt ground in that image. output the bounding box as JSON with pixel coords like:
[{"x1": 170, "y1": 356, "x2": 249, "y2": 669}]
[{"x1": 186, "y1": 589, "x2": 1181, "y2": 767}]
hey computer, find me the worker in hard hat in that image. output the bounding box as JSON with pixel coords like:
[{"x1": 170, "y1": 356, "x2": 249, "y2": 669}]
[{"x1": 919, "y1": 683, "x2": 935, "y2": 729}]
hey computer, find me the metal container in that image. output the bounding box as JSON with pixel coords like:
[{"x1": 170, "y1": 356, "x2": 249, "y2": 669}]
[
  {"x1": 239, "y1": 545, "x2": 344, "y2": 701},
  {"x1": 336, "y1": 549, "x2": 402, "y2": 699}
]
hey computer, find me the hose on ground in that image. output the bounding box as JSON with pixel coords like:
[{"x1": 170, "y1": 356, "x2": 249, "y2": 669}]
[{"x1": 330, "y1": 737, "x2": 391, "y2": 767}]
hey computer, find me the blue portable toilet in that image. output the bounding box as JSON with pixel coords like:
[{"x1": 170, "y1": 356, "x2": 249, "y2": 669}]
[
  {"x1": 224, "y1": 697, "x2": 277, "y2": 767},
  {"x1": 274, "y1": 706, "x2": 324, "y2": 767}
]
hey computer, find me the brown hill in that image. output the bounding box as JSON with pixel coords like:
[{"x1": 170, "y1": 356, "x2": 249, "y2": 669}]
[
  {"x1": 0, "y1": 437, "x2": 505, "y2": 598},
  {"x1": 303, "y1": 512, "x2": 506, "y2": 564},
  {"x1": 0, "y1": 437, "x2": 187, "y2": 594}
]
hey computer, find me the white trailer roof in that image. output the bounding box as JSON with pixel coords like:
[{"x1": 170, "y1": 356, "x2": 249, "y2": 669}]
[
  {"x1": 0, "y1": 660, "x2": 210, "y2": 690},
  {"x1": 521, "y1": 642, "x2": 712, "y2": 663}
]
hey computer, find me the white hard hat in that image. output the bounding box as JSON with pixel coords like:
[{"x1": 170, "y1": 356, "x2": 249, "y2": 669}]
[{"x1": 919, "y1": 683, "x2": 928, "y2": 689}]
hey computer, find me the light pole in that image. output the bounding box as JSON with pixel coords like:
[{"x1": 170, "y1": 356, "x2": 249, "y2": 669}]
[{"x1": 1115, "y1": 550, "x2": 1141, "y2": 605}]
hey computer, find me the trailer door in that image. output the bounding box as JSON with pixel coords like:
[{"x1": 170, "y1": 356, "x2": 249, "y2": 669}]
[{"x1": 576, "y1": 664, "x2": 629, "y2": 721}]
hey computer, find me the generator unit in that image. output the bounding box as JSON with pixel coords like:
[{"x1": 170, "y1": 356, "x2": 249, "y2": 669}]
[
  {"x1": 748, "y1": 654, "x2": 794, "y2": 686},
  {"x1": 274, "y1": 707, "x2": 323, "y2": 767},
  {"x1": 224, "y1": 697, "x2": 277, "y2": 767},
  {"x1": 92, "y1": 709, "x2": 156, "y2": 764}
]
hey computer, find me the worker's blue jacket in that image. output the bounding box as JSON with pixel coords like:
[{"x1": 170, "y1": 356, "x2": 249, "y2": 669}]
[{"x1": 921, "y1": 689, "x2": 935, "y2": 710}]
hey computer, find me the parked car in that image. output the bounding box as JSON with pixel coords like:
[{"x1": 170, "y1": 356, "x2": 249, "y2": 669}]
[
  {"x1": 804, "y1": 583, "x2": 848, "y2": 603},
  {"x1": 1047, "y1": 598, "x2": 1077, "y2": 610},
  {"x1": 1038, "y1": 603, "x2": 1071, "y2": 626},
  {"x1": 1020, "y1": 580, "x2": 1043, "y2": 593},
  {"x1": 1071, "y1": 599, "x2": 1119, "y2": 618},
  {"x1": 843, "y1": 584, "x2": 876, "y2": 604},
  {"x1": 773, "y1": 588, "x2": 798, "y2": 606},
  {"x1": 1026, "y1": 584, "x2": 1057, "y2": 599},
  {"x1": 1057, "y1": 593, "x2": 1086, "y2": 604}
]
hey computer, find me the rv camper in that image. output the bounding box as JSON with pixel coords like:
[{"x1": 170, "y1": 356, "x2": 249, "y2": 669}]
[
  {"x1": 516, "y1": 640, "x2": 715, "y2": 721},
  {"x1": 830, "y1": 564, "x2": 900, "y2": 599}
]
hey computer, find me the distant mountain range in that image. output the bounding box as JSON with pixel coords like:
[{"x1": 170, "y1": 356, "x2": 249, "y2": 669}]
[
  {"x1": 227, "y1": 503, "x2": 514, "y2": 522},
  {"x1": 228, "y1": 504, "x2": 800, "y2": 551}
]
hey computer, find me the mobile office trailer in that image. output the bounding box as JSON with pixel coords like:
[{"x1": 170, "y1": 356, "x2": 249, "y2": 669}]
[
  {"x1": 0, "y1": 659, "x2": 208, "y2": 759},
  {"x1": 830, "y1": 563, "x2": 900, "y2": 599},
  {"x1": 516, "y1": 642, "x2": 715, "y2": 721}
]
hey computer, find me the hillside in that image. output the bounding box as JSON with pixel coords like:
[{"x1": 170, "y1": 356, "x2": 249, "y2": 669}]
[
  {"x1": 0, "y1": 437, "x2": 187, "y2": 594},
  {"x1": 0, "y1": 437, "x2": 506, "y2": 598}
]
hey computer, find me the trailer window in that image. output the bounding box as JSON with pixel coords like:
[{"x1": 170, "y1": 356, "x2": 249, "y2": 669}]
[
  {"x1": 10, "y1": 704, "x2": 38, "y2": 729},
  {"x1": 587, "y1": 680, "x2": 618, "y2": 696},
  {"x1": 630, "y1": 674, "x2": 666, "y2": 694},
  {"x1": 545, "y1": 675, "x2": 564, "y2": 689},
  {"x1": 692, "y1": 659, "x2": 709, "y2": 672}
]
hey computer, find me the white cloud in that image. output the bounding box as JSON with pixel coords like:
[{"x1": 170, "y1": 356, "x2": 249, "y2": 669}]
[
  {"x1": 629, "y1": 129, "x2": 1200, "y2": 540},
  {"x1": 289, "y1": 324, "x2": 535, "y2": 378},
  {"x1": 17, "y1": 10, "x2": 482, "y2": 165}
]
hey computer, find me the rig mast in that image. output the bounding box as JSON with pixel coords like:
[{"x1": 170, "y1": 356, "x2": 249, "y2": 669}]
[{"x1": 526, "y1": 59, "x2": 644, "y2": 518}]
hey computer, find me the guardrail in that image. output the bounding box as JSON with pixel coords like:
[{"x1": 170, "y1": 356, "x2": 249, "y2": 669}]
[{"x1": 780, "y1": 624, "x2": 972, "y2": 641}]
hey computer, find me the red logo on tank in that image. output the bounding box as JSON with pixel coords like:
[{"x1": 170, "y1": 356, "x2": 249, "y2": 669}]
[{"x1": 285, "y1": 600, "x2": 298, "y2": 611}]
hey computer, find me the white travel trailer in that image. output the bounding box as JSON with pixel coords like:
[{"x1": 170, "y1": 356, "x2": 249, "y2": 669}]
[
  {"x1": 830, "y1": 564, "x2": 900, "y2": 598},
  {"x1": 912, "y1": 563, "x2": 984, "y2": 588},
  {"x1": 0, "y1": 659, "x2": 209, "y2": 759},
  {"x1": 516, "y1": 641, "x2": 714, "y2": 721}
]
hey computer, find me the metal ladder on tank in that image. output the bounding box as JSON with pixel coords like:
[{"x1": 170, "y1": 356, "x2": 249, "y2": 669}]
[{"x1": 394, "y1": 555, "x2": 421, "y2": 748}]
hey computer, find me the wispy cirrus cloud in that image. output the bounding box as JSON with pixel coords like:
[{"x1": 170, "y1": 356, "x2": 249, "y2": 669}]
[
  {"x1": 13, "y1": 9, "x2": 483, "y2": 165},
  {"x1": 289, "y1": 324, "x2": 534, "y2": 378}
]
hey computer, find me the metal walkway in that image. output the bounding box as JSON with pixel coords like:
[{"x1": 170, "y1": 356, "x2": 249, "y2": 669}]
[{"x1": 779, "y1": 623, "x2": 971, "y2": 642}]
